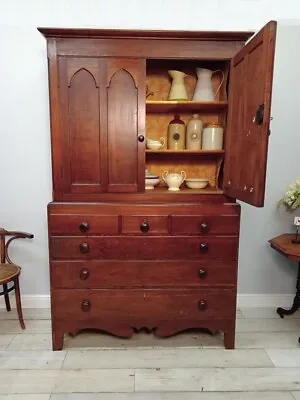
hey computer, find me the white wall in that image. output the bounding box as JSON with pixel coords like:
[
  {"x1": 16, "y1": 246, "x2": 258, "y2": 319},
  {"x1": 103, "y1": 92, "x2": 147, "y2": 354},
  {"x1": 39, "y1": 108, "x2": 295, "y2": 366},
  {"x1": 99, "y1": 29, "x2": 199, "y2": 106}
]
[{"x1": 1, "y1": 0, "x2": 300, "y2": 299}]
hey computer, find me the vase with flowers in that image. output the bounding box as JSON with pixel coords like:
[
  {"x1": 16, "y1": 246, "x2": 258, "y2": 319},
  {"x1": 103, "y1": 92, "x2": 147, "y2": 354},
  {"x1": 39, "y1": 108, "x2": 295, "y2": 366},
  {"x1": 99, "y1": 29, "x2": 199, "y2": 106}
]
[{"x1": 278, "y1": 177, "x2": 300, "y2": 243}]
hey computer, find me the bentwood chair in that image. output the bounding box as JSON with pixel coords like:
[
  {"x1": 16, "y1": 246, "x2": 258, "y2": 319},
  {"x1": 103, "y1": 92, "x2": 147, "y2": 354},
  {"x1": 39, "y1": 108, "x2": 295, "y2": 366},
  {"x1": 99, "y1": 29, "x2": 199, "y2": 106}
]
[{"x1": 0, "y1": 228, "x2": 34, "y2": 329}]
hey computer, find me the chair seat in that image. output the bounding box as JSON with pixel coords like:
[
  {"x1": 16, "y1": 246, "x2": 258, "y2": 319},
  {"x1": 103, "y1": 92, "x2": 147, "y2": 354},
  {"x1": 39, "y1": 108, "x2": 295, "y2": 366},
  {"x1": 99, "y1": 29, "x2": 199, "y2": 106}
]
[{"x1": 0, "y1": 263, "x2": 21, "y2": 284}]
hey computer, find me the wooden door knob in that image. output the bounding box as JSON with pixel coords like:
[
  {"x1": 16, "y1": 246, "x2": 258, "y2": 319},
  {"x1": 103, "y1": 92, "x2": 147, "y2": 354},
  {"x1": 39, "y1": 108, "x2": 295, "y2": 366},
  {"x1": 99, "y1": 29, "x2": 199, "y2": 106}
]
[
  {"x1": 79, "y1": 242, "x2": 90, "y2": 253},
  {"x1": 198, "y1": 300, "x2": 207, "y2": 311},
  {"x1": 138, "y1": 135, "x2": 145, "y2": 142},
  {"x1": 80, "y1": 269, "x2": 90, "y2": 280},
  {"x1": 81, "y1": 300, "x2": 91, "y2": 312},
  {"x1": 79, "y1": 221, "x2": 89, "y2": 233}
]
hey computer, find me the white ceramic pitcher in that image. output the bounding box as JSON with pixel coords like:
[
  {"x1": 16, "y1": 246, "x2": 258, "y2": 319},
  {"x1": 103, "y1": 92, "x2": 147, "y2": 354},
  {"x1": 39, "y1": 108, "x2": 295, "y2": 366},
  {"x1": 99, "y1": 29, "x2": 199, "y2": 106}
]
[
  {"x1": 162, "y1": 170, "x2": 186, "y2": 191},
  {"x1": 192, "y1": 68, "x2": 224, "y2": 102}
]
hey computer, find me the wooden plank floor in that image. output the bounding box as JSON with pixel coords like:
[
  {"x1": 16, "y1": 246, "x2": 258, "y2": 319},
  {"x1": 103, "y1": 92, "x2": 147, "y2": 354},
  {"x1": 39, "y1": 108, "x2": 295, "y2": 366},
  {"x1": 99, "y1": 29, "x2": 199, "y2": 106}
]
[{"x1": 0, "y1": 307, "x2": 299, "y2": 399}]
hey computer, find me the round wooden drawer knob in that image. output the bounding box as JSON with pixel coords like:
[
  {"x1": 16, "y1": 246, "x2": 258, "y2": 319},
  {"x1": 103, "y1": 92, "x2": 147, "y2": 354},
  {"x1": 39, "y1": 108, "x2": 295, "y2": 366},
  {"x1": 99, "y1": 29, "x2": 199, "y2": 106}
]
[
  {"x1": 200, "y1": 222, "x2": 209, "y2": 233},
  {"x1": 199, "y1": 243, "x2": 209, "y2": 253},
  {"x1": 79, "y1": 242, "x2": 90, "y2": 253},
  {"x1": 198, "y1": 300, "x2": 207, "y2": 311},
  {"x1": 198, "y1": 269, "x2": 207, "y2": 279},
  {"x1": 80, "y1": 269, "x2": 90, "y2": 280},
  {"x1": 79, "y1": 221, "x2": 89, "y2": 233},
  {"x1": 140, "y1": 221, "x2": 150, "y2": 233},
  {"x1": 81, "y1": 300, "x2": 91, "y2": 312}
]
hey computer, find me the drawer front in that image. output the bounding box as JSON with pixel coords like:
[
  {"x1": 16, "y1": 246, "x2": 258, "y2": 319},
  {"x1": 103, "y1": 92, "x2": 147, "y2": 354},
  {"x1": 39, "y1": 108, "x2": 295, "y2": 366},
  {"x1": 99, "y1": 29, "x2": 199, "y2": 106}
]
[
  {"x1": 121, "y1": 215, "x2": 169, "y2": 235},
  {"x1": 171, "y1": 215, "x2": 239, "y2": 235},
  {"x1": 53, "y1": 289, "x2": 236, "y2": 320},
  {"x1": 49, "y1": 236, "x2": 238, "y2": 261},
  {"x1": 48, "y1": 215, "x2": 119, "y2": 235},
  {"x1": 51, "y1": 260, "x2": 237, "y2": 289}
]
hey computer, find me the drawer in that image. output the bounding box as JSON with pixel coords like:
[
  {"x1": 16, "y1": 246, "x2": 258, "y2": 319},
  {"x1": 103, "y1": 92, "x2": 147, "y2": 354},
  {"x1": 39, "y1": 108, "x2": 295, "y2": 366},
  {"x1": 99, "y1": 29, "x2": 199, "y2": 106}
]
[
  {"x1": 51, "y1": 260, "x2": 237, "y2": 288},
  {"x1": 49, "y1": 236, "x2": 238, "y2": 260},
  {"x1": 171, "y1": 215, "x2": 239, "y2": 235},
  {"x1": 52, "y1": 289, "x2": 236, "y2": 320},
  {"x1": 121, "y1": 215, "x2": 169, "y2": 235},
  {"x1": 48, "y1": 214, "x2": 119, "y2": 235}
]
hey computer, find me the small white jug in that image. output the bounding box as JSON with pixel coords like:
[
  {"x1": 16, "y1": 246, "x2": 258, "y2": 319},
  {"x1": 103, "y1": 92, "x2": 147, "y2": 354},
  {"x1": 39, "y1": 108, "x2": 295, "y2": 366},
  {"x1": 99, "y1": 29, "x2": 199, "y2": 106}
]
[
  {"x1": 192, "y1": 68, "x2": 224, "y2": 102},
  {"x1": 162, "y1": 170, "x2": 186, "y2": 191}
]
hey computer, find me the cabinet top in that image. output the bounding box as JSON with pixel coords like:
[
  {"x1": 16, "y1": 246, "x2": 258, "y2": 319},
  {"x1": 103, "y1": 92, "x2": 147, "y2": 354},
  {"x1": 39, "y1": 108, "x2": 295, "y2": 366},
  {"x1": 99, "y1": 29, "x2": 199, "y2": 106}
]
[{"x1": 37, "y1": 27, "x2": 254, "y2": 42}]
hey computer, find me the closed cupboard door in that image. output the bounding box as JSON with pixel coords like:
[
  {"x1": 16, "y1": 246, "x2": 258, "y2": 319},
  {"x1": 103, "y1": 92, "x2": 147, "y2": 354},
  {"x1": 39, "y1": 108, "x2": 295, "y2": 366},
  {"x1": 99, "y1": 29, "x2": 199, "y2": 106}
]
[
  {"x1": 54, "y1": 57, "x2": 146, "y2": 198},
  {"x1": 106, "y1": 59, "x2": 146, "y2": 193},
  {"x1": 223, "y1": 21, "x2": 277, "y2": 207},
  {"x1": 58, "y1": 57, "x2": 107, "y2": 195}
]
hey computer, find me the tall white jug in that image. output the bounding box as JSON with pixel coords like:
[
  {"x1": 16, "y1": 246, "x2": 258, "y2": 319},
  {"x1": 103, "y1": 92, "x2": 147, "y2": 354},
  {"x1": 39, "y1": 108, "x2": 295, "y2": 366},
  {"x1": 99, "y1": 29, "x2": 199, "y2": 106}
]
[{"x1": 192, "y1": 68, "x2": 224, "y2": 101}]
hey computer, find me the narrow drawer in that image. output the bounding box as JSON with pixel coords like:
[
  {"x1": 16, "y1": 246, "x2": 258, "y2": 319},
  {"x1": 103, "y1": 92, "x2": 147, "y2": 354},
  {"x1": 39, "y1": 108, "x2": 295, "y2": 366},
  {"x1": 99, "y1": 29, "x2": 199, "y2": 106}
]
[
  {"x1": 121, "y1": 215, "x2": 169, "y2": 234},
  {"x1": 171, "y1": 215, "x2": 239, "y2": 235},
  {"x1": 48, "y1": 214, "x2": 119, "y2": 235},
  {"x1": 51, "y1": 260, "x2": 237, "y2": 289},
  {"x1": 52, "y1": 289, "x2": 236, "y2": 320},
  {"x1": 49, "y1": 236, "x2": 238, "y2": 260}
]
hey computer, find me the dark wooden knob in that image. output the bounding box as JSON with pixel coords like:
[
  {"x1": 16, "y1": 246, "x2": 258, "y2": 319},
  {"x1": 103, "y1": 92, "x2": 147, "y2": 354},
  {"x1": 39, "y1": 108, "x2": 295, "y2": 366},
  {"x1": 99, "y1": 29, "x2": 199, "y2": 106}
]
[
  {"x1": 198, "y1": 300, "x2": 207, "y2": 311},
  {"x1": 138, "y1": 135, "x2": 145, "y2": 142},
  {"x1": 200, "y1": 222, "x2": 209, "y2": 234},
  {"x1": 140, "y1": 221, "x2": 150, "y2": 233},
  {"x1": 198, "y1": 269, "x2": 207, "y2": 279},
  {"x1": 199, "y1": 243, "x2": 208, "y2": 253},
  {"x1": 79, "y1": 242, "x2": 89, "y2": 253},
  {"x1": 80, "y1": 269, "x2": 89, "y2": 280},
  {"x1": 81, "y1": 300, "x2": 91, "y2": 312},
  {"x1": 79, "y1": 221, "x2": 89, "y2": 233}
]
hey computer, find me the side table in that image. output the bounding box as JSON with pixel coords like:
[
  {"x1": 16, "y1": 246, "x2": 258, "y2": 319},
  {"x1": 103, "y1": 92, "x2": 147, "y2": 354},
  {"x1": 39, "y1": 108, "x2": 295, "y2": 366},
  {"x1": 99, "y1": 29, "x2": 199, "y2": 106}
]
[{"x1": 269, "y1": 234, "x2": 300, "y2": 344}]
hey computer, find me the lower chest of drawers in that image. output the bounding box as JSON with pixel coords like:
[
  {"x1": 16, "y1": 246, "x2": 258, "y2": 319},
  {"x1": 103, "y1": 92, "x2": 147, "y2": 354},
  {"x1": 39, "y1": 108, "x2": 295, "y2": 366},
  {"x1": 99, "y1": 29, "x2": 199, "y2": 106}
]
[{"x1": 48, "y1": 202, "x2": 240, "y2": 350}]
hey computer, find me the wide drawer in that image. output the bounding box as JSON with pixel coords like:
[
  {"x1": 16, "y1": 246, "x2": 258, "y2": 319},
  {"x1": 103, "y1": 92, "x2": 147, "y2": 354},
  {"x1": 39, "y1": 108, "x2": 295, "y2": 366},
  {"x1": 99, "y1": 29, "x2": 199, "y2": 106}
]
[
  {"x1": 49, "y1": 236, "x2": 238, "y2": 260},
  {"x1": 121, "y1": 215, "x2": 169, "y2": 235},
  {"x1": 52, "y1": 289, "x2": 236, "y2": 320},
  {"x1": 171, "y1": 215, "x2": 239, "y2": 235},
  {"x1": 51, "y1": 260, "x2": 237, "y2": 288},
  {"x1": 48, "y1": 214, "x2": 119, "y2": 235}
]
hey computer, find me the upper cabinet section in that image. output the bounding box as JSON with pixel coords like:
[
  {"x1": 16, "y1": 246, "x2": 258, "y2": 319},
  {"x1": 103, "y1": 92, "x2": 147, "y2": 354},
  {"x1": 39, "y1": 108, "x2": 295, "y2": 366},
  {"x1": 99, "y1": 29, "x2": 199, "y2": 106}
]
[{"x1": 223, "y1": 21, "x2": 276, "y2": 207}]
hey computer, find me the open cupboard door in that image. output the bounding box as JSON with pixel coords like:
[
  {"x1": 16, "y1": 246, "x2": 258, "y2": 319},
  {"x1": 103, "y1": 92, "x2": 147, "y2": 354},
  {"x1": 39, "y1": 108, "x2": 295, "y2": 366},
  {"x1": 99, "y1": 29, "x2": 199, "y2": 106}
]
[{"x1": 223, "y1": 21, "x2": 277, "y2": 207}]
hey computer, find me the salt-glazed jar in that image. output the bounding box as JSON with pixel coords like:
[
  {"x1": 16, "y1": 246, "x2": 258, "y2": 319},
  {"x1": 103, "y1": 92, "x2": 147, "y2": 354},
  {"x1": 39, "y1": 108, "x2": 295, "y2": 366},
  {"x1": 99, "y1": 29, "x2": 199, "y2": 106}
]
[
  {"x1": 202, "y1": 122, "x2": 224, "y2": 150},
  {"x1": 186, "y1": 114, "x2": 203, "y2": 150},
  {"x1": 167, "y1": 115, "x2": 185, "y2": 150}
]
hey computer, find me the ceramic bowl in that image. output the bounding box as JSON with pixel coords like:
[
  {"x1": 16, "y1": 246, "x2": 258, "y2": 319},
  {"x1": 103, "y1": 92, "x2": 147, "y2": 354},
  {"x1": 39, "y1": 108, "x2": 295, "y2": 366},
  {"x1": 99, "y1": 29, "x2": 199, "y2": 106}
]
[
  {"x1": 145, "y1": 177, "x2": 160, "y2": 190},
  {"x1": 185, "y1": 178, "x2": 209, "y2": 189},
  {"x1": 147, "y1": 142, "x2": 163, "y2": 150}
]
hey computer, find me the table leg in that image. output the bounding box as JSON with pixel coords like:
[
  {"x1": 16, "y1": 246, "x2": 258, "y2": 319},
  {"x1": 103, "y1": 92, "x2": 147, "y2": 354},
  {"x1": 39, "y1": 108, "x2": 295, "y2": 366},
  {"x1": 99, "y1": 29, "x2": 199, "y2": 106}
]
[{"x1": 277, "y1": 261, "x2": 300, "y2": 318}]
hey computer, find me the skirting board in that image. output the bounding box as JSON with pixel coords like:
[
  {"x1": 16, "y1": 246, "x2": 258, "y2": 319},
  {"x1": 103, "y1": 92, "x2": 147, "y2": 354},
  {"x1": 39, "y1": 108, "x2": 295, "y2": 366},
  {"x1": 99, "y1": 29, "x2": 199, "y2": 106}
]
[{"x1": 0, "y1": 294, "x2": 295, "y2": 309}]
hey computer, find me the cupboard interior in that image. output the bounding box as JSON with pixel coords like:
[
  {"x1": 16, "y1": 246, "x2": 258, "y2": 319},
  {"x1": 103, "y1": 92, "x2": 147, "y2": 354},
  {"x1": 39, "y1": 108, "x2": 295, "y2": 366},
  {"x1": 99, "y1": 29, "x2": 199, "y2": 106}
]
[{"x1": 145, "y1": 59, "x2": 230, "y2": 193}]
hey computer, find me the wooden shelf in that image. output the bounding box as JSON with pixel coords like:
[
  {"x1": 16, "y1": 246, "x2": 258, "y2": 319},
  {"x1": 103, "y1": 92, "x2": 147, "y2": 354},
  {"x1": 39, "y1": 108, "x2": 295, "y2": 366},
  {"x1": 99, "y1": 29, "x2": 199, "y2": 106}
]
[
  {"x1": 148, "y1": 186, "x2": 223, "y2": 195},
  {"x1": 146, "y1": 100, "x2": 228, "y2": 113},
  {"x1": 146, "y1": 149, "x2": 224, "y2": 155}
]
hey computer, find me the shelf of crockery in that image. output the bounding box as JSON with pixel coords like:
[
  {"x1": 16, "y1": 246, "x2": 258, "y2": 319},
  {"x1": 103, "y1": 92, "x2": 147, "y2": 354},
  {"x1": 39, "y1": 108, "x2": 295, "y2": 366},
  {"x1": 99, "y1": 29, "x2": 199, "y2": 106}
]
[{"x1": 146, "y1": 100, "x2": 228, "y2": 113}]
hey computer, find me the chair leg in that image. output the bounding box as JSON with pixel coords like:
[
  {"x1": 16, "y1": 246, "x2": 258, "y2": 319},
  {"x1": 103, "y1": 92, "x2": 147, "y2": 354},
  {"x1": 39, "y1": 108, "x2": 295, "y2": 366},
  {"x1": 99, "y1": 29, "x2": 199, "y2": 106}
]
[
  {"x1": 14, "y1": 278, "x2": 25, "y2": 330},
  {"x1": 3, "y1": 283, "x2": 11, "y2": 312}
]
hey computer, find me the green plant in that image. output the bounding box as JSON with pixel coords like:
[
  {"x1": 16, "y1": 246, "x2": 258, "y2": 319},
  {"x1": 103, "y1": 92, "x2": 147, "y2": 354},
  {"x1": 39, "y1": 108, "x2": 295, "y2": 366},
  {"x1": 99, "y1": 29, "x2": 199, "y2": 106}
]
[{"x1": 278, "y1": 177, "x2": 300, "y2": 210}]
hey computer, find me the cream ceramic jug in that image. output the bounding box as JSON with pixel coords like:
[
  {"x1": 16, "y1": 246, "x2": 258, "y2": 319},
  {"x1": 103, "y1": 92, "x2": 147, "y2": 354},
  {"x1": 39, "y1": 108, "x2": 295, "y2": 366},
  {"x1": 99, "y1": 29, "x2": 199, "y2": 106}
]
[
  {"x1": 162, "y1": 170, "x2": 186, "y2": 191},
  {"x1": 192, "y1": 68, "x2": 224, "y2": 101},
  {"x1": 168, "y1": 70, "x2": 188, "y2": 101}
]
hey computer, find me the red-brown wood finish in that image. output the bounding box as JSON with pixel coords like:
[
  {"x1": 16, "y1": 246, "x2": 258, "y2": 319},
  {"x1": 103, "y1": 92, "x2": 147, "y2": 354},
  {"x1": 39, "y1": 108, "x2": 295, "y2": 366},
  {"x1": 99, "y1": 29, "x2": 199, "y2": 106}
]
[
  {"x1": 58, "y1": 57, "x2": 107, "y2": 194},
  {"x1": 39, "y1": 23, "x2": 276, "y2": 351},
  {"x1": 106, "y1": 59, "x2": 145, "y2": 193},
  {"x1": 223, "y1": 21, "x2": 276, "y2": 206}
]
